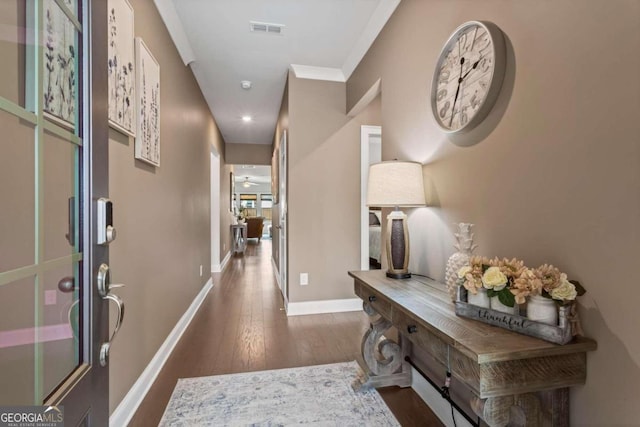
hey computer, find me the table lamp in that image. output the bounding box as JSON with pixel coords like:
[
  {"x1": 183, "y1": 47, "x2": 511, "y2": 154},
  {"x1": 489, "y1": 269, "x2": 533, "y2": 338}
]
[{"x1": 367, "y1": 160, "x2": 426, "y2": 279}]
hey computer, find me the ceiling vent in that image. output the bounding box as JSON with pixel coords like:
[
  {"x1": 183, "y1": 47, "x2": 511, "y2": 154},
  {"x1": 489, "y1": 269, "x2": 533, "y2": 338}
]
[{"x1": 250, "y1": 21, "x2": 285, "y2": 35}]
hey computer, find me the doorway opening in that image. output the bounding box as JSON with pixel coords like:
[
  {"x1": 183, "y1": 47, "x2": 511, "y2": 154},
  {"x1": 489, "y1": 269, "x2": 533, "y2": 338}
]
[{"x1": 232, "y1": 164, "x2": 273, "y2": 243}]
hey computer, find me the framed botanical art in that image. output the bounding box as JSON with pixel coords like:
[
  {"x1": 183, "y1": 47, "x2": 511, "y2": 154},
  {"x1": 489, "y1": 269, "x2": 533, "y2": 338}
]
[
  {"x1": 230, "y1": 172, "x2": 235, "y2": 212},
  {"x1": 41, "y1": 0, "x2": 79, "y2": 130},
  {"x1": 271, "y1": 147, "x2": 279, "y2": 204},
  {"x1": 108, "y1": 0, "x2": 135, "y2": 136},
  {"x1": 135, "y1": 37, "x2": 160, "y2": 166}
]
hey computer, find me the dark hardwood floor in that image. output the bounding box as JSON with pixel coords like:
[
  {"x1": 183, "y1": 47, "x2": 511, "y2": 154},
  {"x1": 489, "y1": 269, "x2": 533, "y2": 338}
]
[{"x1": 128, "y1": 239, "x2": 442, "y2": 426}]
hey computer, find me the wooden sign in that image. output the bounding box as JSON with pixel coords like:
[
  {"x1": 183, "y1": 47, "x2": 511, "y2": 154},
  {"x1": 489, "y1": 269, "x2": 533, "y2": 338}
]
[{"x1": 455, "y1": 287, "x2": 573, "y2": 345}]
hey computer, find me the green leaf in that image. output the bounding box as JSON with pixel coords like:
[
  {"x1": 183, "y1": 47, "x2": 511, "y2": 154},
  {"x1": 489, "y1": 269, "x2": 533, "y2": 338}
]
[
  {"x1": 486, "y1": 288, "x2": 498, "y2": 298},
  {"x1": 482, "y1": 264, "x2": 490, "y2": 273},
  {"x1": 570, "y1": 280, "x2": 587, "y2": 296},
  {"x1": 498, "y1": 289, "x2": 516, "y2": 307}
]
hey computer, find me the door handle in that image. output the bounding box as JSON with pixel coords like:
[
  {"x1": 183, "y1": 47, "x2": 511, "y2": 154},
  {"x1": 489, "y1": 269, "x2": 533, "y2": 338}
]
[
  {"x1": 96, "y1": 263, "x2": 126, "y2": 367},
  {"x1": 97, "y1": 263, "x2": 125, "y2": 297},
  {"x1": 100, "y1": 293, "x2": 124, "y2": 367},
  {"x1": 58, "y1": 276, "x2": 75, "y2": 293}
]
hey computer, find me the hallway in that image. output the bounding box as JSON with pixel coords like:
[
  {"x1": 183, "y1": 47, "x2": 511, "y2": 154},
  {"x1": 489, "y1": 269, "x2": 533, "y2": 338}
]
[{"x1": 129, "y1": 240, "x2": 439, "y2": 426}]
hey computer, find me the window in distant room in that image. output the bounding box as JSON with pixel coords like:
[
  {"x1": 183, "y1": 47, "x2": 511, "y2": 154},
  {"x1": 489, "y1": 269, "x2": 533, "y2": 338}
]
[{"x1": 261, "y1": 194, "x2": 272, "y2": 220}]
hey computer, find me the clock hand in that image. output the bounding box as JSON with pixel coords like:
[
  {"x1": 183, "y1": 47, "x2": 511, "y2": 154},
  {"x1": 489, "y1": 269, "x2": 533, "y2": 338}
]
[
  {"x1": 460, "y1": 58, "x2": 481, "y2": 82},
  {"x1": 449, "y1": 57, "x2": 465, "y2": 127}
]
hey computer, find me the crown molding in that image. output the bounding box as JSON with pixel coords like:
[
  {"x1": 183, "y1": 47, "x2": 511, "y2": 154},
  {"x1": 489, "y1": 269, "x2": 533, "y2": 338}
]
[
  {"x1": 290, "y1": 64, "x2": 346, "y2": 82},
  {"x1": 292, "y1": 0, "x2": 400, "y2": 83},
  {"x1": 153, "y1": 0, "x2": 196, "y2": 65},
  {"x1": 341, "y1": 0, "x2": 401, "y2": 79}
]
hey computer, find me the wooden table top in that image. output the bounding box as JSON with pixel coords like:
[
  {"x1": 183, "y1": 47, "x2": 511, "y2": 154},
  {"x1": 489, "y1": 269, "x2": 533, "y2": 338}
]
[{"x1": 349, "y1": 270, "x2": 597, "y2": 364}]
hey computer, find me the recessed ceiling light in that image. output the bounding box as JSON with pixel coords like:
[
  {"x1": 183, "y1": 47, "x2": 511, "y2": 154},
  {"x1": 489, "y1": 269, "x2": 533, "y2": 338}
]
[
  {"x1": 241, "y1": 80, "x2": 252, "y2": 90},
  {"x1": 242, "y1": 116, "x2": 252, "y2": 122}
]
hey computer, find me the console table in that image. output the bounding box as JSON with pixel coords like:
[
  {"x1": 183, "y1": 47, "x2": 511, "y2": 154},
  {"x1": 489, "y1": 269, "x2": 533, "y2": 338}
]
[
  {"x1": 230, "y1": 223, "x2": 247, "y2": 254},
  {"x1": 349, "y1": 270, "x2": 597, "y2": 427}
]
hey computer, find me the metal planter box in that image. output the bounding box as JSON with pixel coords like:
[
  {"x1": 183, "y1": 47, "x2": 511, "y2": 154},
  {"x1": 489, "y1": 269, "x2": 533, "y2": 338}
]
[{"x1": 455, "y1": 287, "x2": 573, "y2": 345}]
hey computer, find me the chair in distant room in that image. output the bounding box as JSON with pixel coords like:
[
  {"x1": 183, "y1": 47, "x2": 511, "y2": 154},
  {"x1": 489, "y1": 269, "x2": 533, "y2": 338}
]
[{"x1": 245, "y1": 217, "x2": 265, "y2": 243}]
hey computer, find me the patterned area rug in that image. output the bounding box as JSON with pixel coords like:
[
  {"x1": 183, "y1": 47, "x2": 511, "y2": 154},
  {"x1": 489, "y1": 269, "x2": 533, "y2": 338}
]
[{"x1": 159, "y1": 361, "x2": 400, "y2": 426}]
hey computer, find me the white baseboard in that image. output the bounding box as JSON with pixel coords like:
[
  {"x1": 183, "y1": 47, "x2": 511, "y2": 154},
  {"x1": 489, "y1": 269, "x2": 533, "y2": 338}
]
[
  {"x1": 286, "y1": 298, "x2": 362, "y2": 316},
  {"x1": 109, "y1": 278, "x2": 213, "y2": 427},
  {"x1": 271, "y1": 257, "x2": 289, "y2": 309},
  {"x1": 410, "y1": 366, "x2": 474, "y2": 427},
  {"x1": 271, "y1": 257, "x2": 281, "y2": 287},
  {"x1": 212, "y1": 251, "x2": 231, "y2": 273}
]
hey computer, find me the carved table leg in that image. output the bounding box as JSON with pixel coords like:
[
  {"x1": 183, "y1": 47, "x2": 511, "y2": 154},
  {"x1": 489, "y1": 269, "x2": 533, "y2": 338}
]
[
  {"x1": 353, "y1": 301, "x2": 411, "y2": 390},
  {"x1": 471, "y1": 392, "x2": 545, "y2": 427}
]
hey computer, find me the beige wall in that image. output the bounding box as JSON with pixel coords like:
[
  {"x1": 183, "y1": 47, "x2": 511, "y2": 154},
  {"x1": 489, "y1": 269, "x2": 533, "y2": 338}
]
[
  {"x1": 225, "y1": 143, "x2": 272, "y2": 165},
  {"x1": 347, "y1": 0, "x2": 640, "y2": 424},
  {"x1": 287, "y1": 73, "x2": 381, "y2": 303},
  {"x1": 108, "y1": 0, "x2": 226, "y2": 413}
]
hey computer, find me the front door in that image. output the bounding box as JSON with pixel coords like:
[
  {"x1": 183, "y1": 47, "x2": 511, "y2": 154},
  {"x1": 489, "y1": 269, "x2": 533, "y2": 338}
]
[{"x1": 0, "y1": 1, "x2": 111, "y2": 425}]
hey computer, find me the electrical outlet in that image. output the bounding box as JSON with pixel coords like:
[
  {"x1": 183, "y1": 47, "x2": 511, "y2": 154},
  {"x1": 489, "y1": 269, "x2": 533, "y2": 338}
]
[
  {"x1": 300, "y1": 273, "x2": 309, "y2": 286},
  {"x1": 45, "y1": 290, "x2": 57, "y2": 306},
  {"x1": 199, "y1": 265, "x2": 203, "y2": 277}
]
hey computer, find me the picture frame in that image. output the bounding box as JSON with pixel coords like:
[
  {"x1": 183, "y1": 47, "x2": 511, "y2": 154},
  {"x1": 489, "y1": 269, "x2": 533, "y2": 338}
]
[
  {"x1": 271, "y1": 148, "x2": 279, "y2": 204},
  {"x1": 108, "y1": 0, "x2": 136, "y2": 136},
  {"x1": 135, "y1": 37, "x2": 160, "y2": 166},
  {"x1": 40, "y1": 0, "x2": 78, "y2": 130},
  {"x1": 229, "y1": 172, "x2": 235, "y2": 212}
]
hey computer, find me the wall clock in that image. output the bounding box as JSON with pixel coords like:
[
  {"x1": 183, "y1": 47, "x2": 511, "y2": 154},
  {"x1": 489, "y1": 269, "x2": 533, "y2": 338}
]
[{"x1": 431, "y1": 21, "x2": 506, "y2": 133}]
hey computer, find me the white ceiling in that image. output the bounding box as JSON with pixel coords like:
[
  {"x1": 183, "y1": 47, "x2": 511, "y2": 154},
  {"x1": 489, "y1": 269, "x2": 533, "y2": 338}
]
[
  {"x1": 235, "y1": 165, "x2": 271, "y2": 184},
  {"x1": 155, "y1": 0, "x2": 400, "y2": 145}
]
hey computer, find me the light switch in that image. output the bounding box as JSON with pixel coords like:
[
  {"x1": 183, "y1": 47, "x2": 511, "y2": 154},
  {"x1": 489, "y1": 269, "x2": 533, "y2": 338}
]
[{"x1": 300, "y1": 273, "x2": 309, "y2": 286}]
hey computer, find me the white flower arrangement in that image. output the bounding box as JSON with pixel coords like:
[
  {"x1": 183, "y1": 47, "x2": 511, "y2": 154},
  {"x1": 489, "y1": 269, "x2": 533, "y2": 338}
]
[{"x1": 457, "y1": 257, "x2": 586, "y2": 308}]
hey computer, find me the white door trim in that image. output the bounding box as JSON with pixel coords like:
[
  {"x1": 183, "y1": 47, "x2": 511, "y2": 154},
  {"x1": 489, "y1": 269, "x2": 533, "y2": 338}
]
[
  {"x1": 278, "y1": 130, "x2": 288, "y2": 299},
  {"x1": 361, "y1": 125, "x2": 382, "y2": 270},
  {"x1": 210, "y1": 148, "x2": 221, "y2": 273}
]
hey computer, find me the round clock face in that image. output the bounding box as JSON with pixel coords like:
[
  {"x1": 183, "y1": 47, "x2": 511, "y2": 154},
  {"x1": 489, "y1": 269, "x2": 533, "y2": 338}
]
[{"x1": 431, "y1": 21, "x2": 506, "y2": 133}]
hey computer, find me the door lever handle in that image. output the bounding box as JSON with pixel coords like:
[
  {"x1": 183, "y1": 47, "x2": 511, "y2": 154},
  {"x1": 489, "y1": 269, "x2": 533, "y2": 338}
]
[{"x1": 97, "y1": 264, "x2": 126, "y2": 297}]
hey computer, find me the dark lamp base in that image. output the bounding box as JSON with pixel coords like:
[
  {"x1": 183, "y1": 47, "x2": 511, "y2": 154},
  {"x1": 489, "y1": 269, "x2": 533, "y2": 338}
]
[{"x1": 386, "y1": 271, "x2": 412, "y2": 279}]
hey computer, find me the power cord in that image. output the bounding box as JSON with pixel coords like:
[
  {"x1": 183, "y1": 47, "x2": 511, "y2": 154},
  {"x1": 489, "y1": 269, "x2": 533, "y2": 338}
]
[{"x1": 440, "y1": 345, "x2": 457, "y2": 427}]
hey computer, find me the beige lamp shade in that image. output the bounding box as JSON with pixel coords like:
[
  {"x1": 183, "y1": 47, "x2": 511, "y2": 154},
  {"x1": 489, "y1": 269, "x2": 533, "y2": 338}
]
[{"x1": 367, "y1": 161, "x2": 426, "y2": 207}]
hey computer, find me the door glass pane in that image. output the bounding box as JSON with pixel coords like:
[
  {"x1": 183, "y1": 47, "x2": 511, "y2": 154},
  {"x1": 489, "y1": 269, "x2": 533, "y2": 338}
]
[
  {"x1": 42, "y1": 262, "x2": 80, "y2": 399},
  {"x1": 0, "y1": 277, "x2": 36, "y2": 405},
  {"x1": 0, "y1": 0, "x2": 28, "y2": 107},
  {"x1": 0, "y1": 111, "x2": 35, "y2": 272},
  {"x1": 44, "y1": 129, "x2": 78, "y2": 261}
]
